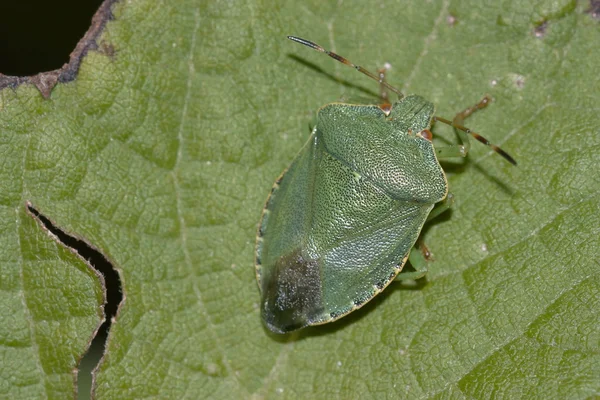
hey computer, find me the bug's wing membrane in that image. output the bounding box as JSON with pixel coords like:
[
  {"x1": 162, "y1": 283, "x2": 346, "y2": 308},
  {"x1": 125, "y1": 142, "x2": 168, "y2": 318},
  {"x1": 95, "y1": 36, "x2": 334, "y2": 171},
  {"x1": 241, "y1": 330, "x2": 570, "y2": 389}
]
[
  {"x1": 257, "y1": 133, "x2": 326, "y2": 333},
  {"x1": 258, "y1": 138, "x2": 318, "y2": 266}
]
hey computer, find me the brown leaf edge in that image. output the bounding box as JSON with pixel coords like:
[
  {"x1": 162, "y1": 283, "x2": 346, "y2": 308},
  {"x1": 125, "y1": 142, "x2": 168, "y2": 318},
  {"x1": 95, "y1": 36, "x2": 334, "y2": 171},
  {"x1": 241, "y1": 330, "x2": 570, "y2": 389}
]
[
  {"x1": 0, "y1": 0, "x2": 119, "y2": 99},
  {"x1": 26, "y1": 201, "x2": 125, "y2": 400}
]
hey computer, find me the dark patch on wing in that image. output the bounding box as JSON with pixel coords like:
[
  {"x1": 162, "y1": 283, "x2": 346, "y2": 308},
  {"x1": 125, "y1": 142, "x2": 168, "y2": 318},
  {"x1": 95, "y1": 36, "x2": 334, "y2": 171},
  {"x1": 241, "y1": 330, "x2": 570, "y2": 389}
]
[{"x1": 261, "y1": 248, "x2": 323, "y2": 333}]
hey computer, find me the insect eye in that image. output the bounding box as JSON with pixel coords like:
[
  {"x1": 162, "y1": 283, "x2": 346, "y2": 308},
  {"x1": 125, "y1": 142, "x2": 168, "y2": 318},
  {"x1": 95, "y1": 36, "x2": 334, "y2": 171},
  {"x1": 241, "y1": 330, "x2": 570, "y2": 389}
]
[
  {"x1": 419, "y1": 129, "x2": 433, "y2": 141},
  {"x1": 378, "y1": 103, "x2": 392, "y2": 115}
]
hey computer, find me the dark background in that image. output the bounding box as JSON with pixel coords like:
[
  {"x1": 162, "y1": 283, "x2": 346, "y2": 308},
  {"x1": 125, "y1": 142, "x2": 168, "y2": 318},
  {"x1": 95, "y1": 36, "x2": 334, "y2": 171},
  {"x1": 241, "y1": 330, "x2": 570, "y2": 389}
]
[{"x1": 0, "y1": 0, "x2": 104, "y2": 76}]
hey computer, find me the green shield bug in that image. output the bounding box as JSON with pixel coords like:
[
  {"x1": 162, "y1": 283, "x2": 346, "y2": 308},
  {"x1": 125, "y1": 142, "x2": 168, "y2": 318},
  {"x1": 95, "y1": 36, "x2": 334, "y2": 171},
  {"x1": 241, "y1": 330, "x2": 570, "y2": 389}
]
[{"x1": 255, "y1": 36, "x2": 516, "y2": 334}]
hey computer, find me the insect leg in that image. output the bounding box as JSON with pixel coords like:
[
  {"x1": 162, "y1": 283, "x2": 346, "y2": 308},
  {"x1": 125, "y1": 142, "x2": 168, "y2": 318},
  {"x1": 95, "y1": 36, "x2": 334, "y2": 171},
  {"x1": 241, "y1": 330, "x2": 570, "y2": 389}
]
[
  {"x1": 395, "y1": 250, "x2": 429, "y2": 281},
  {"x1": 395, "y1": 193, "x2": 455, "y2": 281},
  {"x1": 433, "y1": 96, "x2": 517, "y2": 165},
  {"x1": 426, "y1": 193, "x2": 454, "y2": 222}
]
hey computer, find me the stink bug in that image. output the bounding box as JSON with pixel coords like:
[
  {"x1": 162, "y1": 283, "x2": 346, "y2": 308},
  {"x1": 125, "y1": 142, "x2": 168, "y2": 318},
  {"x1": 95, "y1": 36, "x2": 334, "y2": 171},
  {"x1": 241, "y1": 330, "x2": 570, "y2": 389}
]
[{"x1": 255, "y1": 36, "x2": 516, "y2": 334}]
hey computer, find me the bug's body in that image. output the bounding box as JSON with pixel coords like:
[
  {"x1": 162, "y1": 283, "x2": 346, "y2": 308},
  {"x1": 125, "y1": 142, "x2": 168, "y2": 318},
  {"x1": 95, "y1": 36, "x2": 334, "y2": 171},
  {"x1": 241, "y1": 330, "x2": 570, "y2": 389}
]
[
  {"x1": 255, "y1": 36, "x2": 515, "y2": 334},
  {"x1": 255, "y1": 96, "x2": 447, "y2": 333}
]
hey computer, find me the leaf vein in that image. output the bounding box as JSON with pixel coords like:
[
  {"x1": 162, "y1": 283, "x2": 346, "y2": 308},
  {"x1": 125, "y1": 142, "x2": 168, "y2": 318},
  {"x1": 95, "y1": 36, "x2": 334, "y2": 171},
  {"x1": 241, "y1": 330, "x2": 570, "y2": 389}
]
[{"x1": 171, "y1": 8, "x2": 245, "y2": 394}]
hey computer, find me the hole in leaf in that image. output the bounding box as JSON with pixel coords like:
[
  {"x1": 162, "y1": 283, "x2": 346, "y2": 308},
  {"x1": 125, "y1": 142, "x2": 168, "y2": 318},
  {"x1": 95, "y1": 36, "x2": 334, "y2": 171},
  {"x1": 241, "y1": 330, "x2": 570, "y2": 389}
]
[
  {"x1": 26, "y1": 204, "x2": 123, "y2": 398},
  {"x1": 0, "y1": 0, "x2": 104, "y2": 75}
]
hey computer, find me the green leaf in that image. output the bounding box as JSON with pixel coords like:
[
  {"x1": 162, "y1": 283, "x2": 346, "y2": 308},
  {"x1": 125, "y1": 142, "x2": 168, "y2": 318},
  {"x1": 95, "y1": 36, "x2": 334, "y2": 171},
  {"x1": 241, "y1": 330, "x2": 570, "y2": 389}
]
[
  {"x1": 1, "y1": 0, "x2": 598, "y2": 398},
  {"x1": 0, "y1": 207, "x2": 103, "y2": 399}
]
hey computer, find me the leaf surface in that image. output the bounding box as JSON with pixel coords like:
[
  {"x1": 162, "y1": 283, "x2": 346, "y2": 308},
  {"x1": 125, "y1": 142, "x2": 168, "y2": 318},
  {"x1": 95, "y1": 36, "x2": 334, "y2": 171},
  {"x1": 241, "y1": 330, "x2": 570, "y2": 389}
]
[{"x1": 1, "y1": 0, "x2": 598, "y2": 398}]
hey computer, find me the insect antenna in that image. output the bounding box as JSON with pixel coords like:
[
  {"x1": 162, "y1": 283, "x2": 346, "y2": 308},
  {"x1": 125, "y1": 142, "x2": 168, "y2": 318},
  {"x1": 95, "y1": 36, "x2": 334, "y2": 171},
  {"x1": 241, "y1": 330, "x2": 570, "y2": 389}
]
[
  {"x1": 289, "y1": 36, "x2": 516, "y2": 166},
  {"x1": 288, "y1": 36, "x2": 404, "y2": 100}
]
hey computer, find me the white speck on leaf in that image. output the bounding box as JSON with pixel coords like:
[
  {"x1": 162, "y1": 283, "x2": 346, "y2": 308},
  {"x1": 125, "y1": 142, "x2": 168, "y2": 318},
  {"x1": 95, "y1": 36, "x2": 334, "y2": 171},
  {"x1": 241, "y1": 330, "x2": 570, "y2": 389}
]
[{"x1": 509, "y1": 73, "x2": 526, "y2": 89}]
